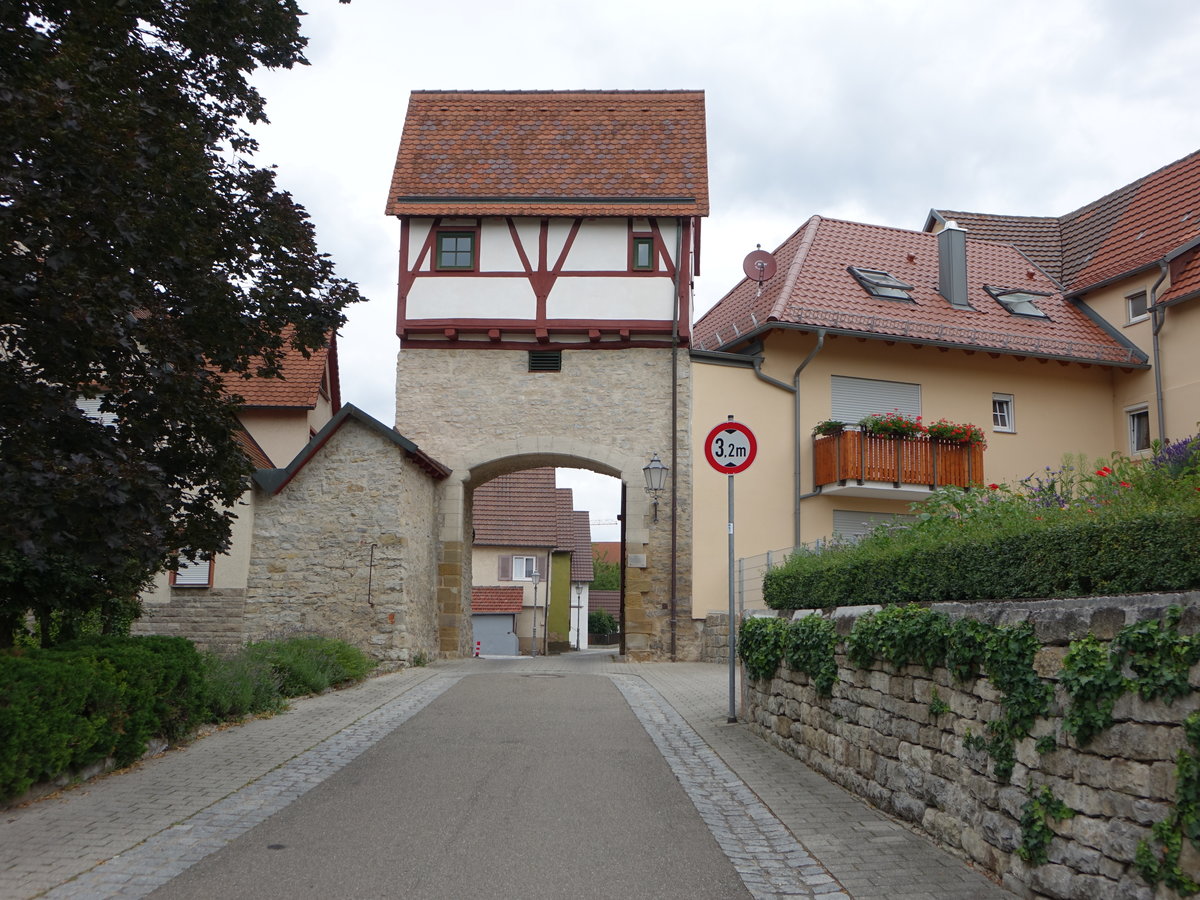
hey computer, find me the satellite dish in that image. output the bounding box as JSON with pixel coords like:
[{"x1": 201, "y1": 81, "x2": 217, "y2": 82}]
[{"x1": 742, "y1": 246, "x2": 777, "y2": 296}]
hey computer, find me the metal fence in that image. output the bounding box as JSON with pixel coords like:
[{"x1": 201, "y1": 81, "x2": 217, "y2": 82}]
[{"x1": 735, "y1": 545, "x2": 802, "y2": 617}]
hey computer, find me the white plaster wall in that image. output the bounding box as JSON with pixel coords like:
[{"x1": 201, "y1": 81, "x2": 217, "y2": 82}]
[
  {"x1": 548, "y1": 279, "x2": 674, "y2": 320},
  {"x1": 406, "y1": 278, "x2": 536, "y2": 320}
]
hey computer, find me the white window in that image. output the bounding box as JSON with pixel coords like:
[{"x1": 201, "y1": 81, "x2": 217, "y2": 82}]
[
  {"x1": 1126, "y1": 291, "x2": 1149, "y2": 323},
  {"x1": 76, "y1": 397, "x2": 118, "y2": 428},
  {"x1": 512, "y1": 556, "x2": 539, "y2": 581},
  {"x1": 992, "y1": 393, "x2": 1015, "y2": 433},
  {"x1": 1127, "y1": 406, "x2": 1151, "y2": 453},
  {"x1": 171, "y1": 554, "x2": 213, "y2": 588},
  {"x1": 830, "y1": 375, "x2": 921, "y2": 424},
  {"x1": 985, "y1": 286, "x2": 1050, "y2": 318}
]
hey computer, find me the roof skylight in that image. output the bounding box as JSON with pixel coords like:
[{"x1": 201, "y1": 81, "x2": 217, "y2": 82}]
[
  {"x1": 848, "y1": 266, "x2": 914, "y2": 302},
  {"x1": 985, "y1": 286, "x2": 1050, "y2": 318}
]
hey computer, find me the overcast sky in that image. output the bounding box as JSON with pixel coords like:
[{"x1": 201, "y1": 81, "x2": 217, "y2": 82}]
[{"x1": 248, "y1": 0, "x2": 1200, "y2": 540}]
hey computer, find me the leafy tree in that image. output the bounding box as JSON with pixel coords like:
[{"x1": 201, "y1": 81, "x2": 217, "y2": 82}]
[
  {"x1": 0, "y1": 1, "x2": 362, "y2": 645},
  {"x1": 589, "y1": 557, "x2": 620, "y2": 591}
]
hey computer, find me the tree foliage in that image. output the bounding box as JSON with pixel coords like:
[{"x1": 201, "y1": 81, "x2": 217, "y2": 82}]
[
  {"x1": 589, "y1": 557, "x2": 620, "y2": 591},
  {"x1": 0, "y1": 1, "x2": 363, "y2": 645}
]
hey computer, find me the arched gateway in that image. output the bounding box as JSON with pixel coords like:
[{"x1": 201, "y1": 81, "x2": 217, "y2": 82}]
[{"x1": 386, "y1": 90, "x2": 709, "y2": 660}]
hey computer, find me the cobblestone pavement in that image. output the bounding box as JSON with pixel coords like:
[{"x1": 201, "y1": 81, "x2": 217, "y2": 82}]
[{"x1": 1, "y1": 652, "x2": 1012, "y2": 900}]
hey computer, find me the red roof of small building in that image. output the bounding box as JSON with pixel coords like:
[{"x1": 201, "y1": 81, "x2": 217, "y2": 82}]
[
  {"x1": 569, "y1": 511, "x2": 594, "y2": 583},
  {"x1": 694, "y1": 215, "x2": 1145, "y2": 367},
  {"x1": 473, "y1": 586, "x2": 524, "y2": 614},
  {"x1": 931, "y1": 148, "x2": 1200, "y2": 298},
  {"x1": 223, "y1": 331, "x2": 340, "y2": 411},
  {"x1": 473, "y1": 469, "x2": 561, "y2": 547},
  {"x1": 386, "y1": 90, "x2": 709, "y2": 218},
  {"x1": 232, "y1": 428, "x2": 273, "y2": 469}
]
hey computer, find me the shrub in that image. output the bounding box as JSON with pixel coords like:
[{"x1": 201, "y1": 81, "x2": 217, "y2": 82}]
[
  {"x1": 202, "y1": 649, "x2": 285, "y2": 720},
  {"x1": 588, "y1": 609, "x2": 618, "y2": 635},
  {"x1": 245, "y1": 635, "x2": 376, "y2": 697}
]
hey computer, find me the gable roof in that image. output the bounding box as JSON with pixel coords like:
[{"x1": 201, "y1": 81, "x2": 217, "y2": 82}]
[
  {"x1": 473, "y1": 468, "x2": 561, "y2": 547},
  {"x1": 253, "y1": 403, "x2": 450, "y2": 495},
  {"x1": 928, "y1": 148, "x2": 1200, "y2": 297},
  {"x1": 225, "y1": 331, "x2": 341, "y2": 411},
  {"x1": 473, "y1": 586, "x2": 524, "y2": 615},
  {"x1": 569, "y1": 511, "x2": 594, "y2": 583},
  {"x1": 232, "y1": 428, "x2": 273, "y2": 469},
  {"x1": 386, "y1": 90, "x2": 709, "y2": 218},
  {"x1": 694, "y1": 215, "x2": 1146, "y2": 367}
]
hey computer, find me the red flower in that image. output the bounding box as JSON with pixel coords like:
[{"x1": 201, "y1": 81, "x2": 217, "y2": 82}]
[
  {"x1": 988, "y1": 483, "x2": 1000, "y2": 490},
  {"x1": 1119, "y1": 481, "x2": 1131, "y2": 488},
  {"x1": 1096, "y1": 467, "x2": 1112, "y2": 476}
]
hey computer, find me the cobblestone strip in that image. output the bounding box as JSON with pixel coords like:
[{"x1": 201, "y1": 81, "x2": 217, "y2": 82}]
[
  {"x1": 43, "y1": 675, "x2": 463, "y2": 900},
  {"x1": 611, "y1": 675, "x2": 849, "y2": 900}
]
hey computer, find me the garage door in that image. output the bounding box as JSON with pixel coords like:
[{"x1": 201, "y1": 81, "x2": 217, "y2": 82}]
[{"x1": 472, "y1": 614, "x2": 518, "y2": 656}]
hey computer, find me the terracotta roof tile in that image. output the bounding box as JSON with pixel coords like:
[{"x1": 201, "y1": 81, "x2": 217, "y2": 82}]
[
  {"x1": 232, "y1": 428, "x2": 273, "y2": 469},
  {"x1": 386, "y1": 91, "x2": 709, "y2": 218},
  {"x1": 590, "y1": 589, "x2": 620, "y2": 619},
  {"x1": 473, "y1": 586, "x2": 524, "y2": 614},
  {"x1": 473, "y1": 468, "x2": 560, "y2": 547},
  {"x1": 694, "y1": 216, "x2": 1144, "y2": 366},
  {"x1": 1164, "y1": 247, "x2": 1200, "y2": 305},
  {"x1": 932, "y1": 149, "x2": 1200, "y2": 295},
  {"x1": 930, "y1": 212, "x2": 1064, "y2": 283},
  {"x1": 223, "y1": 331, "x2": 339, "y2": 410},
  {"x1": 569, "y1": 511, "x2": 594, "y2": 583}
]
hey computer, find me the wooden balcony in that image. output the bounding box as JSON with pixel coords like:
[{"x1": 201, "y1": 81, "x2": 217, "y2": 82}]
[{"x1": 813, "y1": 429, "x2": 985, "y2": 499}]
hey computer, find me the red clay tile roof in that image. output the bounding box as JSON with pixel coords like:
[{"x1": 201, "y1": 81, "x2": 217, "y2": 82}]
[
  {"x1": 694, "y1": 215, "x2": 1145, "y2": 366},
  {"x1": 224, "y1": 331, "x2": 339, "y2": 410},
  {"x1": 931, "y1": 148, "x2": 1200, "y2": 296},
  {"x1": 928, "y1": 211, "x2": 1064, "y2": 283},
  {"x1": 473, "y1": 468, "x2": 561, "y2": 547},
  {"x1": 473, "y1": 586, "x2": 524, "y2": 614},
  {"x1": 386, "y1": 90, "x2": 709, "y2": 218},
  {"x1": 592, "y1": 541, "x2": 621, "y2": 564},
  {"x1": 569, "y1": 511, "x2": 594, "y2": 583},
  {"x1": 1163, "y1": 247, "x2": 1200, "y2": 305},
  {"x1": 232, "y1": 428, "x2": 273, "y2": 469},
  {"x1": 590, "y1": 589, "x2": 620, "y2": 619}
]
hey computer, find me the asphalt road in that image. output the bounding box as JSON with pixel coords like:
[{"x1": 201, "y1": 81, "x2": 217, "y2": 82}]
[{"x1": 148, "y1": 673, "x2": 749, "y2": 899}]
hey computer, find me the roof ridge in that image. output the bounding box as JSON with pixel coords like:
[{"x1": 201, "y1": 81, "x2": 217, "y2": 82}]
[
  {"x1": 410, "y1": 89, "x2": 704, "y2": 96},
  {"x1": 769, "y1": 215, "x2": 822, "y2": 321},
  {"x1": 1059, "y1": 147, "x2": 1200, "y2": 223}
]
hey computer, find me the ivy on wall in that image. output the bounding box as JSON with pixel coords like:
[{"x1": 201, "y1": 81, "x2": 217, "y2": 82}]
[{"x1": 739, "y1": 604, "x2": 1200, "y2": 891}]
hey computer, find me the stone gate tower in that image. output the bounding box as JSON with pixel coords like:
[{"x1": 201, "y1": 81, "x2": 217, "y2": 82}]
[{"x1": 385, "y1": 90, "x2": 708, "y2": 660}]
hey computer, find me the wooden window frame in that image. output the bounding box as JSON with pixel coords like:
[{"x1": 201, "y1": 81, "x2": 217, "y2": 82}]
[
  {"x1": 170, "y1": 555, "x2": 214, "y2": 588},
  {"x1": 435, "y1": 230, "x2": 478, "y2": 271},
  {"x1": 631, "y1": 235, "x2": 656, "y2": 272}
]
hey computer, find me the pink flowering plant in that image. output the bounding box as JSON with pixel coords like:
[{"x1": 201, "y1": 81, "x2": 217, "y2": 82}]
[
  {"x1": 925, "y1": 418, "x2": 988, "y2": 448},
  {"x1": 858, "y1": 410, "x2": 925, "y2": 438}
]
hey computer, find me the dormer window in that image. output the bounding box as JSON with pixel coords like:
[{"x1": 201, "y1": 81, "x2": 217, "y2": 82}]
[
  {"x1": 985, "y1": 286, "x2": 1050, "y2": 318},
  {"x1": 848, "y1": 267, "x2": 913, "y2": 302},
  {"x1": 436, "y1": 231, "x2": 476, "y2": 271}
]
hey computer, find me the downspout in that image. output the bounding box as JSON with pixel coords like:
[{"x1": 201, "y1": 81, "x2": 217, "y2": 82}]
[
  {"x1": 668, "y1": 219, "x2": 684, "y2": 661},
  {"x1": 793, "y1": 330, "x2": 826, "y2": 548},
  {"x1": 1149, "y1": 261, "x2": 1169, "y2": 445}
]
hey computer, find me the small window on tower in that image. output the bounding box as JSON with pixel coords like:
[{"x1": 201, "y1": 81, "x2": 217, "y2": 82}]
[
  {"x1": 436, "y1": 231, "x2": 476, "y2": 271},
  {"x1": 632, "y1": 236, "x2": 655, "y2": 271}
]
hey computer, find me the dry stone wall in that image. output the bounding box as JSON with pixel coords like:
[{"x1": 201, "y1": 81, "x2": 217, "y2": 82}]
[
  {"x1": 244, "y1": 420, "x2": 441, "y2": 666},
  {"x1": 744, "y1": 594, "x2": 1200, "y2": 900}
]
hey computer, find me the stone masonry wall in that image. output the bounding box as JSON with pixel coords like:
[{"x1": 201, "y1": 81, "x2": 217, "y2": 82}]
[
  {"x1": 395, "y1": 346, "x2": 695, "y2": 660},
  {"x1": 702, "y1": 612, "x2": 731, "y2": 665},
  {"x1": 744, "y1": 594, "x2": 1200, "y2": 900},
  {"x1": 132, "y1": 589, "x2": 246, "y2": 653},
  {"x1": 244, "y1": 420, "x2": 441, "y2": 666}
]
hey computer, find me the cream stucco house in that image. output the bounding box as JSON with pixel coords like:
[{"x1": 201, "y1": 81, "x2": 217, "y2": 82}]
[{"x1": 689, "y1": 149, "x2": 1200, "y2": 620}]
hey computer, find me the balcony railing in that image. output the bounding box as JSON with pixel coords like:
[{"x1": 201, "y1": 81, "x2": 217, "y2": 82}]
[{"x1": 814, "y1": 429, "x2": 985, "y2": 491}]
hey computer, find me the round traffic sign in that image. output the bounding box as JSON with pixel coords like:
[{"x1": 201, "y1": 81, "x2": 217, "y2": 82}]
[{"x1": 704, "y1": 421, "x2": 757, "y2": 474}]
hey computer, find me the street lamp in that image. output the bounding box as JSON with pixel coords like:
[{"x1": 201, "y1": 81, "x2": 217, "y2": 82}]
[
  {"x1": 643, "y1": 453, "x2": 669, "y2": 523},
  {"x1": 530, "y1": 569, "x2": 541, "y2": 657}
]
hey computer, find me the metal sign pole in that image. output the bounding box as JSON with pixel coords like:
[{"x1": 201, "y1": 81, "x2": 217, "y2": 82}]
[{"x1": 727, "y1": 470, "x2": 737, "y2": 723}]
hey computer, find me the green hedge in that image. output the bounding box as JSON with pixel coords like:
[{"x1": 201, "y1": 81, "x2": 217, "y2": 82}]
[
  {"x1": 764, "y1": 510, "x2": 1200, "y2": 609},
  {"x1": 0, "y1": 635, "x2": 206, "y2": 802}
]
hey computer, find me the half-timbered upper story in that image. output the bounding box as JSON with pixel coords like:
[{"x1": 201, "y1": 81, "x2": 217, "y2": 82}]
[{"x1": 385, "y1": 90, "x2": 708, "y2": 350}]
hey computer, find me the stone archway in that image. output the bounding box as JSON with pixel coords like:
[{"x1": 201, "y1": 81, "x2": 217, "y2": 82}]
[{"x1": 394, "y1": 345, "x2": 696, "y2": 660}]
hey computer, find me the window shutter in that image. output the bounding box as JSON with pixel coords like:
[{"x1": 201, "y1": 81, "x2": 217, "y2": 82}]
[
  {"x1": 830, "y1": 376, "x2": 921, "y2": 423},
  {"x1": 498, "y1": 556, "x2": 512, "y2": 581},
  {"x1": 173, "y1": 556, "x2": 212, "y2": 587},
  {"x1": 832, "y1": 510, "x2": 915, "y2": 542}
]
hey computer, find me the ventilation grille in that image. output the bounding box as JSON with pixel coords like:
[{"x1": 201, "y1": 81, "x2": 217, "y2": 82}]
[{"x1": 528, "y1": 350, "x2": 562, "y2": 372}]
